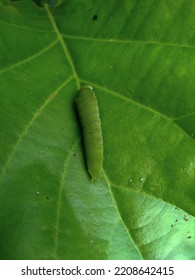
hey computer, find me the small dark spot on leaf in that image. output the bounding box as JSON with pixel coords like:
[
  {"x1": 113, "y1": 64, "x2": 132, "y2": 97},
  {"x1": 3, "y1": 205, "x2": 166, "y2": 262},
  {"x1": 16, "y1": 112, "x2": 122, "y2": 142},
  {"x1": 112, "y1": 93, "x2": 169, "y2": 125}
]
[
  {"x1": 46, "y1": 196, "x2": 50, "y2": 200},
  {"x1": 73, "y1": 153, "x2": 76, "y2": 157},
  {"x1": 171, "y1": 224, "x2": 173, "y2": 227},
  {"x1": 33, "y1": 0, "x2": 43, "y2": 7},
  {"x1": 175, "y1": 219, "x2": 178, "y2": 222},
  {"x1": 184, "y1": 217, "x2": 189, "y2": 221},
  {"x1": 175, "y1": 207, "x2": 178, "y2": 209},
  {"x1": 93, "y1": 14, "x2": 98, "y2": 20},
  {"x1": 187, "y1": 236, "x2": 192, "y2": 239}
]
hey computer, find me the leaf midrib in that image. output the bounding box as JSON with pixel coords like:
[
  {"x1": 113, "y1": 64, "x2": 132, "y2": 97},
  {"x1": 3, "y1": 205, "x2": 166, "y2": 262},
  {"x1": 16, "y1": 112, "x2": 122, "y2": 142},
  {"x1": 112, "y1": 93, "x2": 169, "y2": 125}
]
[{"x1": 44, "y1": 4, "x2": 80, "y2": 89}]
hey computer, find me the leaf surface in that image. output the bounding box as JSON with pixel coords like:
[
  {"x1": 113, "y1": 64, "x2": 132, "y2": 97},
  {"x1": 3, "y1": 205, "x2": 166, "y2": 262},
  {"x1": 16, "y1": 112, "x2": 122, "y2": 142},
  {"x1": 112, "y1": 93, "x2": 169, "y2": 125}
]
[{"x1": 0, "y1": 0, "x2": 195, "y2": 260}]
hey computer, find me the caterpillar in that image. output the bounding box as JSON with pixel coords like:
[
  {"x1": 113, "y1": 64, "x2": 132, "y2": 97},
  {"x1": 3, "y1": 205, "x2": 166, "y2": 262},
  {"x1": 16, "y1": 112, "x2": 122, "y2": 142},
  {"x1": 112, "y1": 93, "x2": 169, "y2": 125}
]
[{"x1": 75, "y1": 86, "x2": 103, "y2": 181}]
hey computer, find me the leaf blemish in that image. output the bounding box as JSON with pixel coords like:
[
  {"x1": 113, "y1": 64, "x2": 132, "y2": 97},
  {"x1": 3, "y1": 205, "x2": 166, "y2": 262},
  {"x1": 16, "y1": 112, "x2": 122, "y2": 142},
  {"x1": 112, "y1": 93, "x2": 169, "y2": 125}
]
[
  {"x1": 48, "y1": 92, "x2": 57, "y2": 101},
  {"x1": 92, "y1": 14, "x2": 98, "y2": 20}
]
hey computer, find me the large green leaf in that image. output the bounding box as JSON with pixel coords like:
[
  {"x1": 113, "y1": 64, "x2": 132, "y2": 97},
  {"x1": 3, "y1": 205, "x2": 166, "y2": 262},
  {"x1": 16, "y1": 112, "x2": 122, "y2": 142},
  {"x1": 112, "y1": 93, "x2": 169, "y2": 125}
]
[{"x1": 0, "y1": 0, "x2": 195, "y2": 260}]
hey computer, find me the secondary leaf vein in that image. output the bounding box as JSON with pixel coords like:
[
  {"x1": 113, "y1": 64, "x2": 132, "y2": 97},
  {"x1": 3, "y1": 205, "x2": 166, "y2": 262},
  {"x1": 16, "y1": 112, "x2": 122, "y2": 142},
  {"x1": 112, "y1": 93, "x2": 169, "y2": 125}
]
[
  {"x1": 0, "y1": 39, "x2": 59, "y2": 74},
  {"x1": 0, "y1": 76, "x2": 74, "y2": 183},
  {"x1": 45, "y1": 4, "x2": 80, "y2": 89},
  {"x1": 62, "y1": 34, "x2": 195, "y2": 49},
  {"x1": 53, "y1": 138, "x2": 80, "y2": 258}
]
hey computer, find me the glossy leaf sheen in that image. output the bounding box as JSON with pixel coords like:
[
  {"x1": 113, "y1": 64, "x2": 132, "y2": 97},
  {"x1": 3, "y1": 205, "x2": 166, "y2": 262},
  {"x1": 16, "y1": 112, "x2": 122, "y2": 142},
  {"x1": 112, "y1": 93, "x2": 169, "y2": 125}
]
[{"x1": 0, "y1": 0, "x2": 195, "y2": 260}]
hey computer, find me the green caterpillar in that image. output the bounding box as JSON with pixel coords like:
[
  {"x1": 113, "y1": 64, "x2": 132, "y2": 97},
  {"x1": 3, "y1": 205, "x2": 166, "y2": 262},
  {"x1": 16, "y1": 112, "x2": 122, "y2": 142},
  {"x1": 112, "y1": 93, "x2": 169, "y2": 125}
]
[{"x1": 75, "y1": 86, "x2": 103, "y2": 180}]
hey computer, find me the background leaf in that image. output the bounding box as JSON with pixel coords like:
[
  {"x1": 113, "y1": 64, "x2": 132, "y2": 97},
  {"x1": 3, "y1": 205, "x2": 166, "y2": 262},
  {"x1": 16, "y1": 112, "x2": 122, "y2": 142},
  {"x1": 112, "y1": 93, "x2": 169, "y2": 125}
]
[{"x1": 0, "y1": 0, "x2": 195, "y2": 260}]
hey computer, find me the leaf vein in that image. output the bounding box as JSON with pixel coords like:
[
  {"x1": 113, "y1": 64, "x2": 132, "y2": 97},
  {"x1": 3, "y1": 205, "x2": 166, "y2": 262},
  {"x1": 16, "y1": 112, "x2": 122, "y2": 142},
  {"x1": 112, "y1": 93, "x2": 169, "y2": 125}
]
[
  {"x1": 62, "y1": 34, "x2": 195, "y2": 49},
  {"x1": 53, "y1": 138, "x2": 80, "y2": 258},
  {"x1": 0, "y1": 76, "x2": 74, "y2": 183},
  {"x1": 45, "y1": 4, "x2": 80, "y2": 89},
  {"x1": 0, "y1": 18, "x2": 55, "y2": 33},
  {"x1": 79, "y1": 79, "x2": 194, "y2": 138},
  {"x1": 0, "y1": 39, "x2": 59, "y2": 74}
]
